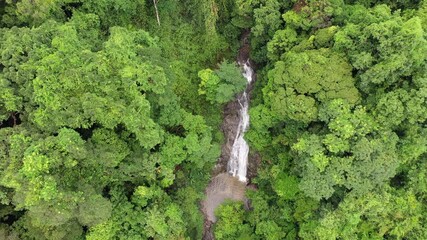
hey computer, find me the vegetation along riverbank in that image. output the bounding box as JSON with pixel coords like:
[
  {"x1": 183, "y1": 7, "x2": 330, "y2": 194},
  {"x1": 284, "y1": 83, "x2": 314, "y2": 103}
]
[{"x1": 0, "y1": 0, "x2": 427, "y2": 239}]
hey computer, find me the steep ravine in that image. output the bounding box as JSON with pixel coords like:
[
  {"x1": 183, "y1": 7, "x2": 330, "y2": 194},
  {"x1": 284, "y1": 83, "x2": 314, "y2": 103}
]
[{"x1": 201, "y1": 32, "x2": 258, "y2": 240}]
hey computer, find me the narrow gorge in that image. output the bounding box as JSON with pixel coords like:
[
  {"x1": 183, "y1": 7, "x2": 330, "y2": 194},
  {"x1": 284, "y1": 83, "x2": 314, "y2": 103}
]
[{"x1": 201, "y1": 32, "x2": 256, "y2": 240}]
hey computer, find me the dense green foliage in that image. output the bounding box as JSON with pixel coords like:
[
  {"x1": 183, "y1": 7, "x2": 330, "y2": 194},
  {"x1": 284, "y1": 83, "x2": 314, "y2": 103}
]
[
  {"x1": 213, "y1": 0, "x2": 427, "y2": 239},
  {"x1": 198, "y1": 61, "x2": 247, "y2": 104},
  {"x1": 1, "y1": 0, "x2": 427, "y2": 239},
  {"x1": 0, "y1": 0, "x2": 239, "y2": 239}
]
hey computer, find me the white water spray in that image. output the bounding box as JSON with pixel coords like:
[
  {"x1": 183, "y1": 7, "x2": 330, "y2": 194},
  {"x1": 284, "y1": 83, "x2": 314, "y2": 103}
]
[{"x1": 227, "y1": 60, "x2": 254, "y2": 182}]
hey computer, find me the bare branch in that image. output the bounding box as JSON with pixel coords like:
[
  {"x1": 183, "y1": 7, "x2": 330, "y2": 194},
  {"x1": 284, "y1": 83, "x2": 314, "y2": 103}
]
[{"x1": 153, "y1": 0, "x2": 161, "y2": 26}]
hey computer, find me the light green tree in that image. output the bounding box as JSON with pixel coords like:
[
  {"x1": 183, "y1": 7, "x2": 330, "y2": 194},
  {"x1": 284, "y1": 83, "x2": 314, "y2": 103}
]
[{"x1": 198, "y1": 60, "x2": 247, "y2": 104}]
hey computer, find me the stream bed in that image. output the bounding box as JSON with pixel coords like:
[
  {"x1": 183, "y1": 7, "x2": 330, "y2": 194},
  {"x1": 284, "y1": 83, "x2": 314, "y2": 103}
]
[{"x1": 201, "y1": 32, "x2": 257, "y2": 240}]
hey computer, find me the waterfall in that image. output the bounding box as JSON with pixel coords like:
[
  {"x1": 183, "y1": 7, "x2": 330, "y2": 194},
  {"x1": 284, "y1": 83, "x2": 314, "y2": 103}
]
[
  {"x1": 227, "y1": 60, "x2": 254, "y2": 182},
  {"x1": 202, "y1": 32, "x2": 255, "y2": 239}
]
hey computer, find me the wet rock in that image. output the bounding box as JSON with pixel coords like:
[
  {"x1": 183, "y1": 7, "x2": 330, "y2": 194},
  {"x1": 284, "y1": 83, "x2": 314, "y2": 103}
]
[
  {"x1": 215, "y1": 97, "x2": 242, "y2": 174},
  {"x1": 203, "y1": 221, "x2": 215, "y2": 240},
  {"x1": 202, "y1": 30, "x2": 260, "y2": 240},
  {"x1": 247, "y1": 152, "x2": 261, "y2": 181}
]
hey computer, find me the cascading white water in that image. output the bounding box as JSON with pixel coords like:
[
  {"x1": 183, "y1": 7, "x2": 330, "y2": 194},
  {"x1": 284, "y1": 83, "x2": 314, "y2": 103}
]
[{"x1": 227, "y1": 60, "x2": 254, "y2": 182}]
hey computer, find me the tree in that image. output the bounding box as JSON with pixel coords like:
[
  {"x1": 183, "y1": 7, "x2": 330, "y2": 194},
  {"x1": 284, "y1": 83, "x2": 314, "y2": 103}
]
[
  {"x1": 0, "y1": 10, "x2": 220, "y2": 239},
  {"x1": 214, "y1": 201, "x2": 252, "y2": 240},
  {"x1": 198, "y1": 60, "x2": 247, "y2": 104},
  {"x1": 266, "y1": 48, "x2": 360, "y2": 123},
  {"x1": 293, "y1": 99, "x2": 400, "y2": 200},
  {"x1": 2, "y1": 0, "x2": 66, "y2": 26},
  {"x1": 303, "y1": 189, "x2": 423, "y2": 239},
  {"x1": 334, "y1": 4, "x2": 427, "y2": 93},
  {"x1": 238, "y1": 1, "x2": 427, "y2": 239}
]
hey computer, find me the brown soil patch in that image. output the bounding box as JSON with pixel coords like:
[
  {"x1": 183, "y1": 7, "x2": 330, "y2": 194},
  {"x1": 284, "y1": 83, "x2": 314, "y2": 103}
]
[{"x1": 293, "y1": 0, "x2": 308, "y2": 13}]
